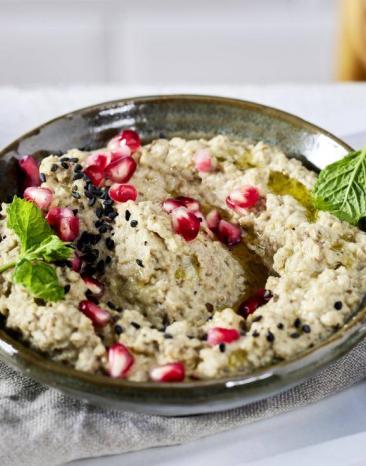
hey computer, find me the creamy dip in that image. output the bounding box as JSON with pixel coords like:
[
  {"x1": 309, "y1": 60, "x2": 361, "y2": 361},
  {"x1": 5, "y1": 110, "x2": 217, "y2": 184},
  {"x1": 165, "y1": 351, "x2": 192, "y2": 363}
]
[{"x1": 0, "y1": 133, "x2": 365, "y2": 382}]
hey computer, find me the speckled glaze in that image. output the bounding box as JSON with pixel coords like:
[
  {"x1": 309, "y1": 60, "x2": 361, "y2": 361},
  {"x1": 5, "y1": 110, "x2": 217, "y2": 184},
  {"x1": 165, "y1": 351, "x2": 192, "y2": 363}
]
[{"x1": 0, "y1": 95, "x2": 364, "y2": 416}]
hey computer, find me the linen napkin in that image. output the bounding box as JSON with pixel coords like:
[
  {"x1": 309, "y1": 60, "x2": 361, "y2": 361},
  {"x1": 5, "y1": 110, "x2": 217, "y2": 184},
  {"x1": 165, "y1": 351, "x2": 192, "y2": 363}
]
[{"x1": 1, "y1": 337, "x2": 366, "y2": 466}]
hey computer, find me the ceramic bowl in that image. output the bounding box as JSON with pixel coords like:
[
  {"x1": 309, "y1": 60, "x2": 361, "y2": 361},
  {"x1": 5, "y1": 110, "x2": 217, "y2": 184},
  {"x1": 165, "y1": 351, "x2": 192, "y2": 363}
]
[{"x1": 0, "y1": 95, "x2": 363, "y2": 416}]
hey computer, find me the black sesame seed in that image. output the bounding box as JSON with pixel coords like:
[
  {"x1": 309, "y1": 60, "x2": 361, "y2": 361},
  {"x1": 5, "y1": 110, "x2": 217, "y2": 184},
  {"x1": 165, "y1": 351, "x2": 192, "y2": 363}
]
[
  {"x1": 72, "y1": 185, "x2": 78, "y2": 192},
  {"x1": 82, "y1": 249, "x2": 99, "y2": 263},
  {"x1": 51, "y1": 164, "x2": 58, "y2": 172},
  {"x1": 60, "y1": 157, "x2": 70, "y2": 162},
  {"x1": 103, "y1": 198, "x2": 113, "y2": 206},
  {"x1": 294, "y1": 318, "x2": 301, "y2": 328},
  {"x1": 98, "y1": 224, "x2": 108, "y2": 234},
  {"x1": 61, "y1": 162, "x2": 69, "y2": 169},
  {"x1": 79, "y1": 231, "x2": 91, "y2": 244},
  {"x1": 219, "y1": 343, "x2": 226, "y2": 352},
  {"x1": 114, "y1": 324, "x2": 123, "y2": 335},
  {"x1": 73, "y1": 173, "x2": 83, "y2": 181},
  {"x1": 290, "y1": 332, "x2": 300, "y2": 339},
  {"x1": 334, "y1": 301, "x2": 343, "y2": 310},
  {"x1": 252, "y1": 330, "x2": 260, "y2": 337},
  {"x1": 136, "y1": 259, "x2": 144, "y2": 268},
  {"x1": 130, "y1": 220, "x2": 138, "y2": 228},
  {"x1": 164, "y1": 333, "x2": 173, "y2": 339},
  {"x1": 105, "y1": 238, "x2": 115, "y2": 250},
  {"x1": 71, "y1": 192, "x2": 81, "y2": 199},
  {"x1": 107, "y1": 301, "x2": 116, "y2": 309},
  {"x1": 64, "y1": 284, "x2": 71, "y2": 294},
  {"x1": 302, "y1": 324, "x2": 311, "y2": 333},
  {"x1": 88, "y1": 196, "x2": 96, "y2": 207},
  {"x1": 266, "y1": 331, "x2": 275, "y2": 343},
  {"x1": 108, "y1": 211, "x2": 118, "y2": 220},
  {"x1": 252, "y1": 315, "x2": 262, "y2": 322},
  {"x1": 70, "y1": 157, "x2": 79, "y2": 163},
  {"x1": 105, "y1": 255, "x2": 112, "y2": 264},
  {"x1": 95, "y1": 220, "x2": 103, "y2": 228},
  {"x1": 277, "y1": 323, "x2": 284, "y2": 330},
  {"x1": 96, "y1": 260, "x2": 105, "y2": 274},
  {"x1": 54, "y1": 260, "x2": 69, "y2": 268},
  {"x1": 103, "y1": 205, "x2": 114, "y2": 216},
  {"x1": 74, "y1": 163, "x2": 83, "y2": 172},
  {"x1": 131, "y1": 321, "x2": 141, "y2": 329},
  {"x1": 72, "y1": 209, "x2": 79, "y2": 215},
  {"x1": 90, "y1": 234, "x2": 101, "y2": 245},
  {"x1": 85, "y1": 289, "x2": 98, "y2": 303},
  {"x1": 82, "y1": 265, "x2": 96, "y2": 276},
  {"x1": 95, "y1": 207, "x2": 103, "y2": 218},
  {"x1": 125, "y1": 210, "x2": 131, "y2": 221},
  {"x1": 39, "y1": 173, "x2": 46, "y2": 183},
  {"x1": 84, "y1": 190, "x2": 93, "y2": 199}
]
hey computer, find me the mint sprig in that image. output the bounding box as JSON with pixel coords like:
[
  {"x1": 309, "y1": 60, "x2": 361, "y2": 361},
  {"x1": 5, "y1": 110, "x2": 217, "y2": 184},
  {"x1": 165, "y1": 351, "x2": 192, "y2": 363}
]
[
  {"x1": 0, "y1": 197, "x2": 73, "y2": 302},
  {"x1": 312, "y1": 146, "x2": 366, "y2": 226}
]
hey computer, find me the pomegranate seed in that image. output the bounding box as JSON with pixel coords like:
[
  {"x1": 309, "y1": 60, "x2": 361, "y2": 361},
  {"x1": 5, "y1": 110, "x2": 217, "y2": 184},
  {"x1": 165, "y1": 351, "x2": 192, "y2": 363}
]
[
  {"x1": 58, "y1": 216, "x2": 79, "y2": 241},
  {"x1": 71, "y1": 253, "x2": 82, "y2": 272},
  {"x1": 82, "y1": 276, "x2": 104, "y2": 298},
  {"x1": 194, "y1": 149, "x2": 214, "y2": 173},
  {"x1": 238, "y1": 296, "x2": 260, "y2": 318},
  {"x1": 206, "y1": 209, "x2": 221, "y2": 231},
  {"x1": 162, "y1": 198, "x2": 182, "y2": 214},
  {"x1": 217, "y1": 220, "x2": 241, "y2": 247},
  {"x1": 84, "y1": 164, "x2": 105, "y2": 187},
  {"x1": 238, "y1": 289, "x2": 273, "y2": 318},
  {"x1": 207, "y1": 327, "x2": 240, "y2": 346},
  {"x1": 46, "y1": 207, "x2": 79, "y2": 241},
  {"x1": 104, "y1": 156, "x2": 137, "y2": 183},
  {"x1": 120, "y1": 129, "x2": 141, "y2": 152},
  {"x1": 19, "y1": 155, "x2": 40, "y2": 187},
  {"x1": 46, "y1": 207, "x2": 73, "y2": 225},
  {"x1": 171, "y1": 207, "x2": 200, "y2": 241},
  {"x1": 226, "y1": 186, "x2": 259, "y2": 212},
  {"x1": 107, "y1": 136, "x2": 132, "y2": 157},
  {"x1": 109, "y1": 183, "x2": 137, "y2": 203},
  {"x1": 162, "y1": 196, "x2": 200, "y2": 214},
  {"x1": 150, "y1": 362, "x2": 185, "y2": 382},
  {"x1": 79, "y1": 300, "x2": 110, "y2": 327},
  {"x1": 23, "y1": 187, "x2": 53, "y2": 210},
  {"x1": 108, "y1": 343, "x2": 134, "y2": 378},
  {"x1": 85, "y1": 152, "x2": 110, "y2": 170},
  {"x1": 174, "y1": 196, "x2": 200, "y2": 212}
]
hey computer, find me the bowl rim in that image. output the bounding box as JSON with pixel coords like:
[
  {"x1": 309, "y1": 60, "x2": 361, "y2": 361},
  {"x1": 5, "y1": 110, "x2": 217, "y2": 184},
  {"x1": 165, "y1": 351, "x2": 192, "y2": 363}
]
[{"x1": 0, "y1": 93, "x2": 364, "y2": 397}]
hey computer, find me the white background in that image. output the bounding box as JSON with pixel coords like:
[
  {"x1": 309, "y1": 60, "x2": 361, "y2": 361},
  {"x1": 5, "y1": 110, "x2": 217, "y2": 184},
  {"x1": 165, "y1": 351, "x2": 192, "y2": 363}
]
[{"x1": 0, "y1": 0, "x2": 338, "y2": 87}]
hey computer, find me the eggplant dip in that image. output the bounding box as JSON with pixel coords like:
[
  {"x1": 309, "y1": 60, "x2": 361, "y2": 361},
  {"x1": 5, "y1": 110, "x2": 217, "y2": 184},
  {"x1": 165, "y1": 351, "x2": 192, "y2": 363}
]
[{"x1": 0, "y1": 130, "x2": 365, "y2": 383}]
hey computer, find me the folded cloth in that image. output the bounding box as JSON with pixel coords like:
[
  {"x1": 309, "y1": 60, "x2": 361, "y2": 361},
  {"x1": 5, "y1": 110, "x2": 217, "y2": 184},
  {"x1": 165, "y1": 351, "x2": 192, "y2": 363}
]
[{"x1": 1, "y1": 338, "x2": 366, "y2": 466}]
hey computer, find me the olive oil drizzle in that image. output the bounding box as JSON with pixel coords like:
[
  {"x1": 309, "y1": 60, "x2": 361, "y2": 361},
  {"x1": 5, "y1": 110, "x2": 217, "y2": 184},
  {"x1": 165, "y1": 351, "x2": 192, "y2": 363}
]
[{"x1": 268, "y1": 171, "x2": 317, "y2": 222}]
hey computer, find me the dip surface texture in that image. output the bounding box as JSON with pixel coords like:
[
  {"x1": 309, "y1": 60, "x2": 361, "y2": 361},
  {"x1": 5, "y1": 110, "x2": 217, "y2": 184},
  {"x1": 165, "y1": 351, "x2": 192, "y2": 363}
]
[{"x1": 1, "y1": 135, "x2": 365, "y2": 382}]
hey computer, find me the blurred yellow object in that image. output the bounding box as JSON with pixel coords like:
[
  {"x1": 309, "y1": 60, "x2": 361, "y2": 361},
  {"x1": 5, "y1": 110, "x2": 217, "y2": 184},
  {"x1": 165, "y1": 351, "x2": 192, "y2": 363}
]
[{"x1": 337, "y1": 0, "x2": 366, "y2": 81}]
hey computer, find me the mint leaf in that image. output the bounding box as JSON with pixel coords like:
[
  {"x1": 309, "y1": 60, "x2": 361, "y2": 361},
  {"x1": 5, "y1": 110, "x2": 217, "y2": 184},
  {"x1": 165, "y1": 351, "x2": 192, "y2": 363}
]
[
  {"x1": 7, "y1": 197, "x2": 53, "y2": 252},
  {"x1": 23, "y1": 235, "x2": 72, "y2": 263},
  {"x1": 3, "y1": 197, "x2": 73, "y2": 302},
  {"x1": 13, "y1": 259, "x2": 65, "y2": 302},
  {"x1": 312, "y1": 147, "x2": 366, "y2": 225}
]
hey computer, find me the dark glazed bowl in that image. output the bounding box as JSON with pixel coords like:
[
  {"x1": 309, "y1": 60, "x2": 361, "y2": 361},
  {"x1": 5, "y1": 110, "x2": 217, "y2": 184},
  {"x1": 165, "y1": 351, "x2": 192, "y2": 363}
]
[{"x1": 0, "y1": 94, "x2": 363, "y2": 416}]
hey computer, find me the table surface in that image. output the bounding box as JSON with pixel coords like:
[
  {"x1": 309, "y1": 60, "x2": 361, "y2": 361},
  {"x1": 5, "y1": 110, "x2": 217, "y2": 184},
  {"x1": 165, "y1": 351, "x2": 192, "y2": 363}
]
[{"x1": 1, "y1": 84, "x2": 365, "y2": 466}]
